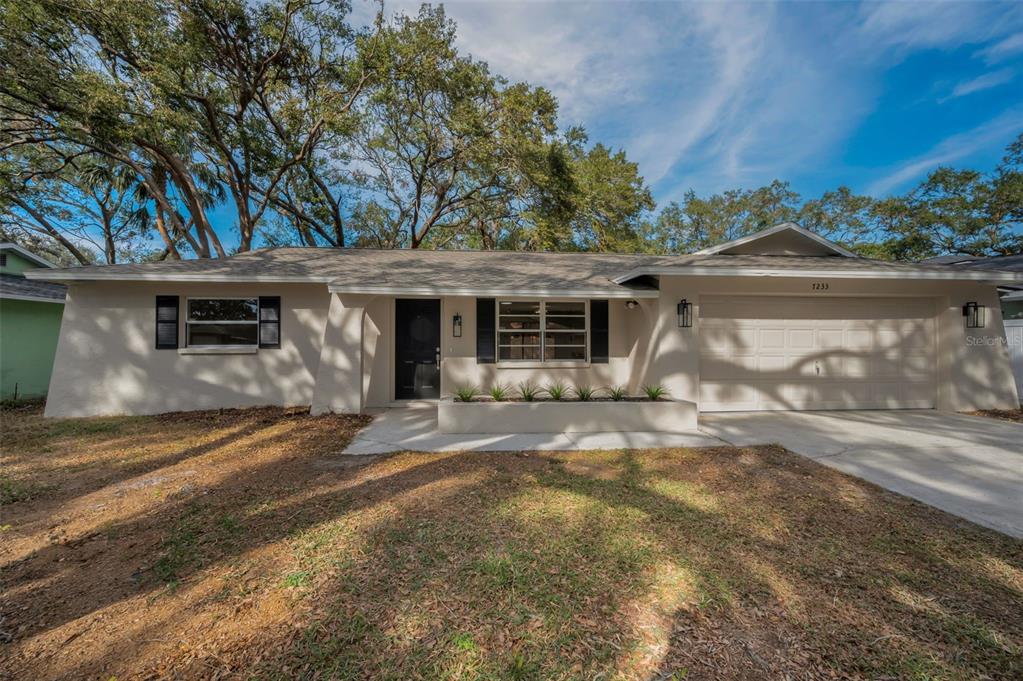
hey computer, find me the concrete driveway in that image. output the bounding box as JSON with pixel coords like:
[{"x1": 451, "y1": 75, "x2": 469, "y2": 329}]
[{"x1": 700, "y1": 410, "x2": 1023, "y2": 538}]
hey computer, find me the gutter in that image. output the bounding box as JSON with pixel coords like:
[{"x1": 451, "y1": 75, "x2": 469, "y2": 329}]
[{"x1": 610, "y1": 266, "x2": 1023, "y2": 285}]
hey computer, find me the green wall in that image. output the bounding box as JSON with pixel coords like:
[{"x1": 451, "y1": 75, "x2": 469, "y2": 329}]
[
  {"x1": 0, "y1": 298, "x2": 64, "y2": 400},
  {"x1": 1, "y1": 250, "x2": 42, "y2": 276}
]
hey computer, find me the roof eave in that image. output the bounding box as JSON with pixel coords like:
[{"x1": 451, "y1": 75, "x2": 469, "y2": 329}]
[
  {"x1": 327, "y1": 284, "x2": 659, "y2": 299},
  {"x1": 611, "y1": 266, "x2": 1023, "y2": 284},
  {"x1": 24, "y1": 271, "x2": 333, "y2": 283}
]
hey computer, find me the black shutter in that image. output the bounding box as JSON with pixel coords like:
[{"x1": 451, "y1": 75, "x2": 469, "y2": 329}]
[
  {"x1": 259, "y1": 296, "x2": 281, "y2": 349},
  {"x1": 590, "y1": 299, "x2": 609, "y2": 364},
  {"x1": 155, "y1": 296, "x2": 179, "y2": 349},
  {"x1": 476, "y1": 298, "x2": 496, "y2": 364}
]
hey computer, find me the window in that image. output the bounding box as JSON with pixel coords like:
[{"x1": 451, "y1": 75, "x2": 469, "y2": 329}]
[
  {"x1": 186, "y1": 298, "x2": 259, "y2": 347},
  {"x1": 0, "y1": 253, "x2": 7, "y2": 267},
  {"x1": 498, "y1": 300, "x2": 587, "y2": 362}
]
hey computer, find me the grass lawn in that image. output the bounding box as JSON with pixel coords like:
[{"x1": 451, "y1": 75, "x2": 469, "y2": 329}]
[{"x1": 1, "y1": 405, "x2": 1021, "y2": 680}]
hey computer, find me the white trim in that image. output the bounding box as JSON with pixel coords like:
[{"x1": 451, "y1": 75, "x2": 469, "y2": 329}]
[
  {"x1": 329, "y1": 284, "x2": 658, "y2": 298},
  {"x1": 610, "y1": 266, "x2": 1023, "y2": 285},
  {"x1": 178, "y1": 346, "x2": 259, "y2": 355},
  {"x1": 0, "y1": 292, "x2": 66, "y2": 304},
  {"x1": 1002, "y1": 290, "x2": 1023, "y2": 301},
  {"x1": 693, "y1": 223, "x2": 860, "y2": 258},
  {"x1": 0, "y1": 243, "x2": 57, "y2": 268}
]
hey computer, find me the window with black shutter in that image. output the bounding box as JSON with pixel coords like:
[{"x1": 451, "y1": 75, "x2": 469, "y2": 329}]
[
  {"x1": 476, "y1": 298, "x2": 496, "y2": 363},
  {"x1": 259, "y1": 296, "x2": 281, "y2": 349},
  {"x1": 155, "y1": 296, "x2": 179, "y2": 349},
  {"x1": 590, "y1": 299, "x2": 609, "y2": 363}
]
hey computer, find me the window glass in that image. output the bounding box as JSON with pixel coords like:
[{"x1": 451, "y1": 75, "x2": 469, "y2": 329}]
[
  {"x1": 187, "y1": 298, "x2": 259, "y2": 346},
  {"x1": 188, "y1": 299, "x2": 258, "y2": 322},
  {"x1": 497, "y1": 300, "x2": 587, "y2": 362}
]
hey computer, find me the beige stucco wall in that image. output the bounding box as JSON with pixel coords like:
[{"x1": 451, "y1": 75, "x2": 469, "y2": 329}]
[
  {"x1": 45, "y1": 282, "x2": 332, "y2": 417},
  {"x1": 43, "y1": 275, "x2": 1019, "y2": 418}
]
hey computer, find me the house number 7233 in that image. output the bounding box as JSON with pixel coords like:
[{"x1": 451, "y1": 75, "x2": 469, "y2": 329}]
[{"x1": 812, "y1": 282, "x2": 829, "y2": 291}]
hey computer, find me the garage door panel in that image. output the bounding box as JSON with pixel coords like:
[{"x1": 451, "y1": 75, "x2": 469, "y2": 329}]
[{"x1": 700, "y1": 296, "x2": 936, "y2": 412}]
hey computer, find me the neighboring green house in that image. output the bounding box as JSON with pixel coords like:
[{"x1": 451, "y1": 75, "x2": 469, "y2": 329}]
[{"x1": 0, "y1": 243, "x2": 67, "y2": 401}]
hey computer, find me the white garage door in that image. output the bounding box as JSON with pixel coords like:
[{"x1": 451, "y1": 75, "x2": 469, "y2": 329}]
[{"x1": 699, "y1": 296, "x2": 937, "y2": 411}]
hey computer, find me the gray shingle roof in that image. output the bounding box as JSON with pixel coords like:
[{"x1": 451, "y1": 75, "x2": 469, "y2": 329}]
[
  {"x1": 0, "y1": 273, "x2": 67, "y2": 302},
  {"x1": 22, "y1": 247, "x2": 1023, "y2": 290}
]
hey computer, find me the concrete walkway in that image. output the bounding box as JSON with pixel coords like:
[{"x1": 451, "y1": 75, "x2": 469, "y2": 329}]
[
  {"x1": 701, "y1": 410, "x2": 1023, "y2": 538},
  {"x1": 341, "y1": 406, "x2": 723, "y2": 455}
]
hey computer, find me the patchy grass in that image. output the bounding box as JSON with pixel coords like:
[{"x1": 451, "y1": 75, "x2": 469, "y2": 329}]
[{"x1": 0, "y1": 406, "x2": 1020, "y2": 680}]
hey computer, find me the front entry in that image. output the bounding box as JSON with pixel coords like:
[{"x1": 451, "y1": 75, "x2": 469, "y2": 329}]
[{"x1": 395, "y1": 298, "x2": 441, "y2": 399}]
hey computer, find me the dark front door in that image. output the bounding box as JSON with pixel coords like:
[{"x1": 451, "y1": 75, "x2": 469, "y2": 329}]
[{"x1": 395, "y1": 298, "x2": 441, "y2": 399}]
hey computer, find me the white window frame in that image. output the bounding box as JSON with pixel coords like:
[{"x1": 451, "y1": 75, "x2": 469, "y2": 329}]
[
  {"x1": 496, "y1": 299, "x2": 589, "y2": 365},
  {"x1": 185, "y1": 297, "x2": 260, "y2": 349}
]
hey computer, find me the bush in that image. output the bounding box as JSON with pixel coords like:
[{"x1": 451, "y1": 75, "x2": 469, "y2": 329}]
[
  {"x1": 574, "y1": 384, "x2": 595, "y2": 401},
  {"x1": 517, "y1": 382, "x2": 541, "y2": 402},
  {"x1": 488, "y1": 383, "x2": 510, "y2": 402},
  {"x1": 452, "y1": 385, "x2": 480, "y2": 402},
  {"x1": 642, "y1": 384, "x2": 669, "y2": 401},
  {"x1": 607, "y1": 386, "x2": 627, "y2": 401},
  {"x1": 545, "y1": 381, "x2": 568, "y2": 401}
]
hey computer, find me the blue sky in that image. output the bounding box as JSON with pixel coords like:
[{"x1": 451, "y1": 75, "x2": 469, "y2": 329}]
[{"x1": 351, "y1": 0, "x2": 1023, "y2": 205}]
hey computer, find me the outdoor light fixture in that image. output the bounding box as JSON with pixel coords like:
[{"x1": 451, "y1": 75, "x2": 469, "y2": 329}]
[
  {"x1": 677, "y1": 299, "x2": 693, "y2": 328},
  {"x1": 625, "y1": 300, "x2": 639, "y2": 310},
  {"x1": 453, "y1": 312, "x2": 463, "y2": 337},
  {"x1": 963, "y1": 301, "x2": 985, "y2": 329}
]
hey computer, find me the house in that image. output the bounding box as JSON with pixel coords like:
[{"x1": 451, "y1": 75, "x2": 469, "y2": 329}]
[
  {"x1": 25, "y1": 223, "x2": 1022, "y2": 426},
  {"x1": 922, "y1": 253, "x2": 1023, "y2": 403},
  {"x1": 0, "y1": 243, "x2": 67, "y2": 401}
]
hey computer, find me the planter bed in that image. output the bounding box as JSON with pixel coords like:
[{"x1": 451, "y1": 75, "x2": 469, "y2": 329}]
[{"x1": 438, "y1": 397, "x2": 698, "y2": 434}]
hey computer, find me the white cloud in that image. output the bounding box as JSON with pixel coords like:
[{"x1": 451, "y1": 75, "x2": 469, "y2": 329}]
[
  {"x1": 977, "y1": 32, "x2": 1023, "y2": 63},
  {"x1": 947, "y1": 68, "x2": 1015, "y2": 99},
  {"x1": 866, "y1": 108, "x2": 1023, "y2": 196}
]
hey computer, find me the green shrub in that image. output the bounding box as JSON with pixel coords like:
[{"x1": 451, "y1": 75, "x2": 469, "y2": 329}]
[
  {"x1": 488, "y1": 383, "x2": 510, "y2": 402},
  {"x1": 545, "y1": 381, "x2": 568, "y2": 401},
  {"x1": 452, "y1": 385, "x2": 480, "y2": 402},
  {"x1": 574, "y1": 384, "x2": 595, "y2": 401},
  {"x1": 517, "y1": 382, "x2": 541, "y2": 401},
  {"x1": 642, "y1": 384, "x2": 669, "y2": 401},
  {"x1": 607, "y1": 386, "x2": 627, "y2": 401}
]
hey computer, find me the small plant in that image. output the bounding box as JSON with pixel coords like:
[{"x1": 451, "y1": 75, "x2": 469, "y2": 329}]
[
  {"x1": 517, "y1": 381, "x2": 541, "y2": 401},
  {"x1": 488, "y1": 383, "x2": 510, "y2": 401},
  {"x1": 452, "y1": 385, "x2": 480, "y2": 402},
  {"x1": 574, "y1": 384, "x2": 595, "y2": 401},
  {"x1": 642, "y1": 384, "x2": 669, "y2": 401},
  {"x1": 545, "y1": 381, "x2": 568, "y2": 401},
  {"x1": 607, "y1": 385, "x2": 627, "y2": 401}
]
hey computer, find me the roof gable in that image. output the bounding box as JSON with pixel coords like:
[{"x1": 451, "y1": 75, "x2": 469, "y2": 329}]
[
  {"x1": 694, "y1": 223, "x2": 858, "y2": 258},
  {"x1": 0, "y1": 243, "x2": 57, "y2": 270}
]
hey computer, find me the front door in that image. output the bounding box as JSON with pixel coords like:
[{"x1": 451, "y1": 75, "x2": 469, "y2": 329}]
[{"x1": 395, "y1": 298, "x2": 441, "y2": 399}]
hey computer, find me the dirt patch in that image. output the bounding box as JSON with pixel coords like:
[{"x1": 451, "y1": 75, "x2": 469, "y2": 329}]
[
  {"x1": 2, "y1": 407, "x2": 1021, "y2": 680},
  {"x1": 966, "y1": 408, "x2": 1023, "y2": 423}
]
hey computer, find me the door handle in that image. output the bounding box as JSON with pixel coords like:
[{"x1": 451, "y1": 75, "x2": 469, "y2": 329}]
[
  {"x1": 436, "y1": 346, "x2": 441, "y2": 363},
  {"x1": 815, "y1": 361, "x2": 820, "y2": 376}
]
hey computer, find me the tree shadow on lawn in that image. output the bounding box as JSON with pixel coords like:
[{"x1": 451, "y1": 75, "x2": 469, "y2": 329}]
[{"x1": 3, "y1": 435, "x2": 1022, "y2": 680}]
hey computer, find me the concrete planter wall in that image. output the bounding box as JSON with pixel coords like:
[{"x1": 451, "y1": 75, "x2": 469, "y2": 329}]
[{"x1": 438, "y1": 398, "x2": 698, "y2": 434}]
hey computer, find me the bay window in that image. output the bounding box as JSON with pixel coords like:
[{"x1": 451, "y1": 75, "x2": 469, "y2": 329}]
[{"x1": 498, "y1": 300, "x2": 587, "y2": 362}]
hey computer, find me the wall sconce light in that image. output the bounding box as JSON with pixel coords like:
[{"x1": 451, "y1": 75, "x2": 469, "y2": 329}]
[
  {"x1": 677, "y1": 299, "x2": 693, "y2": 328},
  {"x1": 453, "y1": 312, "x2": 463, "y2": 337},
  {"x1": 962, "y1": 302, "x2": 985, "y2": 329},
  {"x1": 625, "y1": 300, "x2": 639, "y2": 310}
]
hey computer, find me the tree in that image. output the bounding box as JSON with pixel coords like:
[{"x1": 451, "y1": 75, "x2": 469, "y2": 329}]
[{"x1": 349, "y1": 6, "x2": 563, "y2": 249}]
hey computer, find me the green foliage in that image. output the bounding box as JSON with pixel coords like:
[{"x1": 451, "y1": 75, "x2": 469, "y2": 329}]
[
  {"x1": 573, "y1": 384, "x2": 596, "y2": 401},
  {"x1": 544, "y1": 381, "x2": 568, "y2": 401},
  {"x1": 642, "y1": 385, "x2": 668, "y2": 401},
  {"x1": 517, "y1": 382, "x2": 541, "y2": 402},
  {"x1": 452, "y1": 385, "x2": 480, "y2": 402},
  {"x1": 607, "y1": 386, "x2": 628, "y2": 401},
  {"x1": 487, "y1": 383, "x2": 510, "y2": 402}
]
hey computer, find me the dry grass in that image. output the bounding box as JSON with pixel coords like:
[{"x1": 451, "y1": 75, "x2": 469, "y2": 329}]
[
  {"x1": 966, "y1": 408, "x2": 1023, "y2": 424},
  {"x1": 1, "y1": 405, "x2": 1021, "y2": 680}
]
